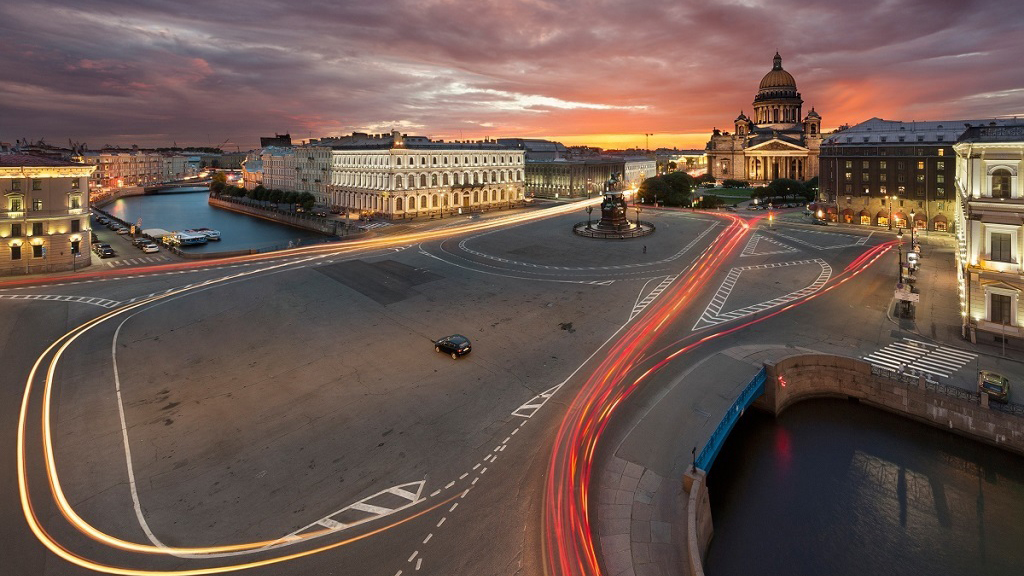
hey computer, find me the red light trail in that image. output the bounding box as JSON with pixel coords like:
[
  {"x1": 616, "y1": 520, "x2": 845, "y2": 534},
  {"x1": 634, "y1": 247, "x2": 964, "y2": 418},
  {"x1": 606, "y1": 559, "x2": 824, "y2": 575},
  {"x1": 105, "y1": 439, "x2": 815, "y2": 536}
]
[{"x1": 543, "y1": 218, "x2": 894, "y2": 576}]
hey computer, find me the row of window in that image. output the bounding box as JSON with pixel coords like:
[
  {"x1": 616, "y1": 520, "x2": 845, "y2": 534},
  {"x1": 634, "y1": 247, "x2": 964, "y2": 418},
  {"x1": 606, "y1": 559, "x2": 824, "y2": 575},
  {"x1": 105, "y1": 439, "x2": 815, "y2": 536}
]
[
  {"x1": 334, "y1": 170, "x2": 524, "y2": 189},
  {"x1": 6, "y1": 195, "x2": 82, "y2": 211},
  {"x1": 334, "y1": 154, "x2": 522, "y2": 168},
  {"x1": 844, "y1": 160, "x2": 946, "y2": 170},
  {"x1": 8, "y1": 238, "x2": 83, "y2": 260},
  {"x1": 844, "y1": 172, "x2": 946, "y2": 183},
  {"x1": 6, "y1": 219, "x2": 82, "y2": 237},
  {"x1": 825, "y1": 148, "x2": 947, "y2": 157},
  {"x1": 840, "y1": 184, "x2": 945, "y2": 197}
]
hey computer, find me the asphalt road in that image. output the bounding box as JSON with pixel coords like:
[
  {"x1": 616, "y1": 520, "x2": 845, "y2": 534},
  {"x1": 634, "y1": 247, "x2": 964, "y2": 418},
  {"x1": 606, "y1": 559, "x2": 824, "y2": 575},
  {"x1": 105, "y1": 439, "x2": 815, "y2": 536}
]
[{"x1": 2, "y1": 205, "x2": 1017, "y2": 576}]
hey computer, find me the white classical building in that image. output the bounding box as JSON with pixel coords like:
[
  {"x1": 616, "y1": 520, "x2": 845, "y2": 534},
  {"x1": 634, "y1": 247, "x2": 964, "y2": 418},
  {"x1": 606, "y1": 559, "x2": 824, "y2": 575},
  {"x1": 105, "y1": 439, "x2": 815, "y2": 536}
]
[
  {"x1": 325, "y1": 132, "x2": 525, "y2": 217},
  {"x1": 624, "y1": 158, "x2": 657, "y2": 188},
  {"x1": 954, "y1": 123, "x2": 1024, "y2": 344}
]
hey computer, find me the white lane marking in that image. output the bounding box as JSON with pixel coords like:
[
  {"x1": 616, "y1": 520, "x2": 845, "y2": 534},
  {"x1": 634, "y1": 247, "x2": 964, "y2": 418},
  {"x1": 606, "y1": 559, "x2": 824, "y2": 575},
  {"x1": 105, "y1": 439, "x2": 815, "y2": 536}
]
[
  {"x1": 0, "y1": 294, "x2": 121, "y2": 308},
  {"x1": 436, "y1": 517, "x2": 446, "y2": 527},
  {"x1": 740, "y1": 233, "x2": 799, "y2": 257},
  {"x1": 630, "y1": 274, "x2": 679, "y2": 321},
  {"x1": 512, "y1": 382, "x2": 563, "y2": 419},
  {"x1": 693, "y1": 258, "x2": 832, "y2": 330},
  {"x1": 409, "y1": 551, "x2": 418, "y2": 562},
  {"x1": 862, "y1": 339, "x2": 977, "y2": 381},
  {"x1": 416, "y1": 558, "x2": 422, "y2": 571},
  {"x1": 768, "y1": 229, "x2": 868, "y2": 250},
  {"x1": 423, "y1": 533, "x2": 432, "y2": 544}
]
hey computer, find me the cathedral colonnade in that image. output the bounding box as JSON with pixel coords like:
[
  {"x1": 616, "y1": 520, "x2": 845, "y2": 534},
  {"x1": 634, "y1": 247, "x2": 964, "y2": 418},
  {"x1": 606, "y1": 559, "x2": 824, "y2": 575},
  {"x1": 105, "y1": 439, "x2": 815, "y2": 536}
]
[{"x1": 746, "y1": 156, "x2": 805, "y2": 182}]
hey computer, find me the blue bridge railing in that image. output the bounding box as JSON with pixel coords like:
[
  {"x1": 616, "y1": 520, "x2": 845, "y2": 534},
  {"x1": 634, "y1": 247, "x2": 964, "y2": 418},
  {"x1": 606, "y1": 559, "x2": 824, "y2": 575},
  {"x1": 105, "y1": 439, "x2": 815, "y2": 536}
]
[{"x1": 695, "y1": 366, "x2": 767, "y2": 471}]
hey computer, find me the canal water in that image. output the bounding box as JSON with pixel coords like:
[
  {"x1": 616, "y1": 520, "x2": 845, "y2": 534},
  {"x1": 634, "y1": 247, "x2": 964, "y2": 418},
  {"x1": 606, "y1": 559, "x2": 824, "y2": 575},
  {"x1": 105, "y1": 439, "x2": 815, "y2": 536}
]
[
  {"x1": 103, "y1": 189, "x2": 329, "y2": 252},
  {"x1": 705, "y1": 398, "x2": 1024, "y2": 576}
]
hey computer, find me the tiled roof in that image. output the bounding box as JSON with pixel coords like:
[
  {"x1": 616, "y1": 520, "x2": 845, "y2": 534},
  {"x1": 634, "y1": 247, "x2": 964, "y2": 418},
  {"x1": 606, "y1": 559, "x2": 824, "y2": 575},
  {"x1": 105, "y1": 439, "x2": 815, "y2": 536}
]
[{"x1": 0, "y1": 154, "x2": 82, "y2": 167}]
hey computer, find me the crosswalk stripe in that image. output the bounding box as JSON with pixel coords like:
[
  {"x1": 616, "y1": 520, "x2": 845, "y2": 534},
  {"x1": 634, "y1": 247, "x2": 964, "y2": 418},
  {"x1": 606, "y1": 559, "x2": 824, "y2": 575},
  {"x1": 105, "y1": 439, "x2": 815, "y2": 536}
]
[
  {"x1": 911, "y1": 360, "x2": 953, "y2": 376},
  {"x1": 916, "y1": 355, "x2": 965, "y2": 370}
]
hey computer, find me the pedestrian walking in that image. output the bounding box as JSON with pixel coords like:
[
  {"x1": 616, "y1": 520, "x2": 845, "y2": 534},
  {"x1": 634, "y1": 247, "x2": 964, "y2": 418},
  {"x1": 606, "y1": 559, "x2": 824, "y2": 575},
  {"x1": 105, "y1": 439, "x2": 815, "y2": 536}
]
[{"x1": 643, "y1": 245, "x2": 647, "y2": 254}]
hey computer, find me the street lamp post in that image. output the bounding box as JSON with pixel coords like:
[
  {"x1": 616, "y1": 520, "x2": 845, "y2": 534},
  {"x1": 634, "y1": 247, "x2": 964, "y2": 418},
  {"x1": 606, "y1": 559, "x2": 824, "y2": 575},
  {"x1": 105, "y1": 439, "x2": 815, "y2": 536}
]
[
  {"x1": 909, "y1": 209, "x2": 916, "y2": 247},
  {"x1": 897, "y1": 228, "x2": 904, "y2": 284}
]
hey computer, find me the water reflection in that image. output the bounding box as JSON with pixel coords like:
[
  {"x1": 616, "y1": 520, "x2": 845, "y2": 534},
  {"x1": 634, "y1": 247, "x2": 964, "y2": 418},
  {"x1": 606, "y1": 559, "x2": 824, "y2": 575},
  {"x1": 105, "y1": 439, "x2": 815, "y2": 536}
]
[
  {"x1": 103, "y1": 190, "x2": 330, "y2": 252},
  {"x1": 706, "y1": 399, "x2": 1024, "y2": 576}
]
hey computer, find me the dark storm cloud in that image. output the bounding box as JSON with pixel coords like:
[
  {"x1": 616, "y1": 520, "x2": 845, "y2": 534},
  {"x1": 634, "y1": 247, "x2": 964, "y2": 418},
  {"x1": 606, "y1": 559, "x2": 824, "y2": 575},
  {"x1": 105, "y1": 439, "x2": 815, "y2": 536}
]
[{"x1": 1, "y1": 0, "x2": 1021, "y2": 149}]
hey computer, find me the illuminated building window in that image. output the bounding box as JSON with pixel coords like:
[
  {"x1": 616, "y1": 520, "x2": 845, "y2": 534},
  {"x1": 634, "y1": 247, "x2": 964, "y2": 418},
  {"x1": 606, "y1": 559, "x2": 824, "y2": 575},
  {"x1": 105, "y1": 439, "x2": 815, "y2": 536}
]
[
  {"x1": 32, "y1": 199, "x2": 42, "y2": 211},
  {"x1": 70, "y1": 195, "x2": 81, "y2": 209},
  {"x1": 880, "y1": 173, "x2": 887, "y2": 182},
  {"x1": 990, "y1": 293, "x2": 1013, "y2": 324},
  {"x1": 9, "y1": 196, "x2": 23, "y2": 211},
  {"x1": 71, "y1": 178, "x2": 80, "y2": 189},
  {"x1": 937, "y1": 162, "x2": 944, "y2": 170},
  {"x1": 991, "y1": 232, "x2": 1012, "y2": 262},
  {"x1": 917, "y1": 161, "x2": 925, "y2": 170}
]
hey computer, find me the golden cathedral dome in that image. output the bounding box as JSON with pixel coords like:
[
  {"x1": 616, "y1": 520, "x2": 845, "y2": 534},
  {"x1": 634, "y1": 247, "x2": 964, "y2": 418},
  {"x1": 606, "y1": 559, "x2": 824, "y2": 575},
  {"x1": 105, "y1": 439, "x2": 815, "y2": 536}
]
[{"x1": 758, "y1": 52, "x2": 796, "y2": 91}]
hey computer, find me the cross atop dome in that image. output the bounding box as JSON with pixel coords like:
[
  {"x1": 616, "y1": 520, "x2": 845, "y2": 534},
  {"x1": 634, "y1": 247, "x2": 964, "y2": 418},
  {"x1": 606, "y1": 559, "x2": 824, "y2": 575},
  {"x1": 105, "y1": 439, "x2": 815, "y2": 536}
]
[{"x1": 773, "y1": 51, "x2": 782, "y2": 70}]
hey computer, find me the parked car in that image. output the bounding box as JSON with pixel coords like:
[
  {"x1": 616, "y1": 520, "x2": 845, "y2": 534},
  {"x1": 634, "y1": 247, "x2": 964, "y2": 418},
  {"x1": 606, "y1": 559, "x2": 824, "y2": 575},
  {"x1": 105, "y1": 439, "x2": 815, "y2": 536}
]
[
  {"x1": 142, "y1": 243, "x2": 160, "y2": 253},
  {"x1": 116, "y1": 227, "x2": 130, "y2": 235},
  {"x1": 812, "y1": 219, "x2": 828, "y2": 226},
  {"x1": 435, "y1": 335, "x2": 472, "y2": 359},
  {"x1": 132, "y1": 237, "x2": 149, "y2": 248},
  {"x1": 96, "y1": 216, "x2": 109, "y2": 225},
  {"x1": 98, "y1": 247, "x2": 115, "y2": 258},
  {"x1": 978, "y1": 370, "x2": 1010, "y2": 403},
  {"x1": 93, "y1": 242, "x2": 112, "y2": 254}
]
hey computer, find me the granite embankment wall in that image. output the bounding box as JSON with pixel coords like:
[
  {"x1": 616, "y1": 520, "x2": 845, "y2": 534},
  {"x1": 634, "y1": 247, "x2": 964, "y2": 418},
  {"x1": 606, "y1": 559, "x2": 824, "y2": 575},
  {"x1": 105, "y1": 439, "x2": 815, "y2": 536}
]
[
  {"x1": 208, "y1": 197, "x2": 344, "y2": 236},
  {"x1": 684, "y1": 353, "x2": 1024, "y2": 576}
]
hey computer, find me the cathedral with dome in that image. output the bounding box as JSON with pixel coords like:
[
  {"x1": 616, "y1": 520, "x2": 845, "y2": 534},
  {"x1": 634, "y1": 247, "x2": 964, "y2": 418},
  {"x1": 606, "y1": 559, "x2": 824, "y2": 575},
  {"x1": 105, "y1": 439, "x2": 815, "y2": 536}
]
[{"x1": 706, "y1": 52, "x2": 822, "y2": 185}]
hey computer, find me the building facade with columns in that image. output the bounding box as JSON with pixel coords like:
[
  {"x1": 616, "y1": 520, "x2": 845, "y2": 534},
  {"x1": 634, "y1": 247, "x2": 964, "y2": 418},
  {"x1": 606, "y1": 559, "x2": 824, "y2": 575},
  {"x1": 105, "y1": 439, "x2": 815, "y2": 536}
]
[
  {"x1": 1, "y1": 155, "x2": 96, "y2": 276},
  {"x1": 327, "y1": 132, "x2": 525, "y2": 217},
  {"x1": 706, "y1": 52, "x2": 822, "y2": 185},
  {"x1": 954, "y1": 123, "x2": 1024, "y2": 344}
]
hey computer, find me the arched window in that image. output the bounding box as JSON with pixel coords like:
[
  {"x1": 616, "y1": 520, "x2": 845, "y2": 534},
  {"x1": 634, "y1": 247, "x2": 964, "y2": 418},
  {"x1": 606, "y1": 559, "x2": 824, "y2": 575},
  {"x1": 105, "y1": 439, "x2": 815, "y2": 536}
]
[
  {"x1": 431, "y1": 174, "x2": 438, "y2": 186},
  {"x1": 473, "y1": 191, "x2": 479, "y2": 202},
  {"x1": 482, "y1": 172, "x2": 488, "y2": 183},
  {"x1": 442, "y1": 173, "x2": 449, "y2": 185},
  {"x1": 396, "y1": 197, "x2": 403, "y2": 211},
  {"x1": 432, "y1": 157, "x2": 437, "y2": 165},
  {"x1": 993, "y1": 169, "x2": 1012, "y2": 198},
  {"x1": 420, "y1": 196, "x2": 428, "y2": 208},
  {"x1": 454, "y1": 157, "x2": 459, "y2": 165},
  {"x1": 420, "y1": 157, "x2": 426, "y2": 165},
  {"x1": 420, "y1": 174, "x2": 427, "y2": 187},
  {"x1": 432, "y1": 194, "x2": 439, "y2": 207},
  {"x1": 396, "y1": 175, "x2": 404, "y2": 189},
  {"x1": 452, "y1": 193, "x2": 459, "y2": 205},
  {"x1": 501, "y1": 189, "x2": 506, "y2": 200},
  {"x1": 396, "y1": 157, "x2": 402, "y2": 166}
]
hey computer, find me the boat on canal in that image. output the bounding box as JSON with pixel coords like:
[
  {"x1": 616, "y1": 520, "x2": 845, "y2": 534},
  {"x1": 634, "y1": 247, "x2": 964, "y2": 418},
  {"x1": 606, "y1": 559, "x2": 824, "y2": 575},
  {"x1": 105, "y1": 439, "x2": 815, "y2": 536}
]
[
  {"x1": 170, "y1": 231, "x2": 209, "y2": 246},
  {"x1": 188, "y1": 227, "x2": 222, "y2": 241}
]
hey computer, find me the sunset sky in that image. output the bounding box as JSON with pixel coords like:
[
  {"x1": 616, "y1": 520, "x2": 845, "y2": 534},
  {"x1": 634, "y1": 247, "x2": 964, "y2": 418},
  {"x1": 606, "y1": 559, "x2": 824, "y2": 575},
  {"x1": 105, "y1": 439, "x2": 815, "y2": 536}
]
[{"x1": 2, "y1": 0, "x2": 1023, "y2": 151}]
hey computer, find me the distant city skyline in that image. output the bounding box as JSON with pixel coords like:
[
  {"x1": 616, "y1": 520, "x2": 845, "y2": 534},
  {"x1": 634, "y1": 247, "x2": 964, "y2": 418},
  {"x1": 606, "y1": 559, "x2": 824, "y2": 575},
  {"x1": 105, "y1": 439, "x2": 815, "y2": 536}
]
[{"x1": 2, "y1": 0, "x2": 1023, "y2": 151}]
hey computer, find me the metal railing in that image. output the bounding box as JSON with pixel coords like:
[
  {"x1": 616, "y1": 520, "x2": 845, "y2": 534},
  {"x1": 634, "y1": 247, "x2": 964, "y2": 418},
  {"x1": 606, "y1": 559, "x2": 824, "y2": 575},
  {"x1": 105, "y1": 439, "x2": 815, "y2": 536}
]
[
  {"x1": 572, "y1": 221, "x2": 655, "y2": 239},
  {"x1": 695, "y1": 366, "x2": 766, "y2": 471},
  {"x1": 990, "y1": 400, "x2": 1024, "y2": 416},
  {"x1": 924, "y1": 380, "x2": 980, "y2": 402}
]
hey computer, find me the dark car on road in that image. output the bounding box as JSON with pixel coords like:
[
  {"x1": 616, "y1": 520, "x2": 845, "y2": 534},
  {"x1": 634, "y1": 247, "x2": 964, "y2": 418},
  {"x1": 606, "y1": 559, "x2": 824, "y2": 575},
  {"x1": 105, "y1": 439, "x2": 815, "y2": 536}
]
[
  {"x1": 98, "y1": 247, "x2": 115, "y2": 258},
  {"x1": 978, "y1": 370, "x2": 1010, "y2": 403},
  {"x1": 435, "y1": 335, "x2": 471, "y2": 359}
]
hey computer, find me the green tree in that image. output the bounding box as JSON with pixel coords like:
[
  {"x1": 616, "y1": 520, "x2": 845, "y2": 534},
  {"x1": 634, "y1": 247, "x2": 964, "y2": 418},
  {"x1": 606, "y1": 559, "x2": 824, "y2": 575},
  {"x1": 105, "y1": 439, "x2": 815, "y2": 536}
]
[
  {"x1": 663, "y1": 171, "x2": 693, "y2": 205},
  {"x1": 298, "y1": 192, "x2": 316, "y2": 212},
  {"x1": 722, "y1": 178, "x2": 748, "y2": 188},
  {"x1": 283, "y1": 191, "x2": 299, "y2": 209},
  {"x1": 667, "y1": 161, "x2": 677, "y2": 171},
  {"x1": 268, "y1": 189, "x2": 283, "y2": 204},
  {"x1": 695, "y1": 173, "x2": 715, "y2": 186},
  {"x1": 211, "y1": 172, "x2": 228, "y2": 185},
  {"x1": 765, "y1": 178, "x2": 806, "y2": 202},
  {"x1": 694, "y1": 194, "x2": 724, "y2": 209},
  {"x1": 210, "y1": 180, "x2": 226, "y2": 195},
  {"x1": 638, "y1": 176, "x2": 673, "y2": 206}
]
